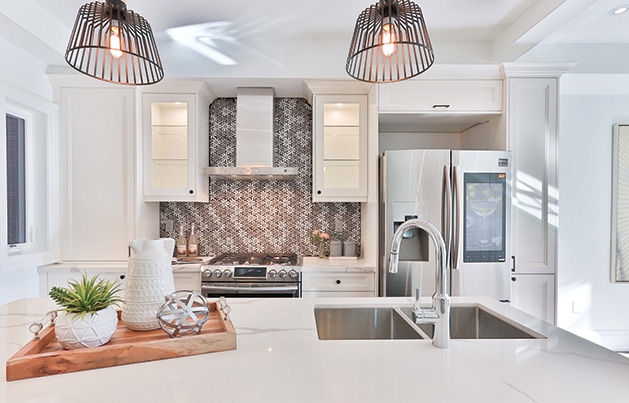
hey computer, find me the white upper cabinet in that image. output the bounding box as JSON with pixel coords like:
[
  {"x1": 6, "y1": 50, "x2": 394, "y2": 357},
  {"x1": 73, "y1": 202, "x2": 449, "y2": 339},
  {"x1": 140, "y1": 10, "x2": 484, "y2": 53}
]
[
  {"x1": 141, "y1": 83, "x2": 212, "y2": 202},
  {"x1": 378, "y1": 79, "x2": 503, "y2": 113},
  {"x1": 507, "y1": 77, "x2": 558, "y2": 275},
  {"x1": 58, "y1": 87, "x2": 158, "y2": 261},
  {"x1": 313, "y1": 94, "x2": 368, "y2": 202}
]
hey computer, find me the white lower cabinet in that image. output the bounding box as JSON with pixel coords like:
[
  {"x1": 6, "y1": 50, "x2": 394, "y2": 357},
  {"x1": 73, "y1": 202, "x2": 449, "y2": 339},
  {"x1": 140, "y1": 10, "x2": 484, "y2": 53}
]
[
  {"x1": 173, "y1": 270, "x2": 201, "y2": 293},
  {"x1": 302, "y1": 271, "x2": 375, "y2": 297},
  {"x1": 39, "y1": 265, "x2": 127, "y2": 298},
  {"x1": 39, "y1": 265, "x2": 201, "y2": 297},
  {"x1": 511, "y1": 273, "x2": 555, "y2": 324}
]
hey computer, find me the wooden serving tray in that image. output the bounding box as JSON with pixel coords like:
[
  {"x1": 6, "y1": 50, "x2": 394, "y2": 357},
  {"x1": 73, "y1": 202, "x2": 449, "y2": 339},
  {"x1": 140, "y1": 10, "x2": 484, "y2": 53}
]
[{"x1": 6, "y1": 302, "x2": 236, "y2": 381}]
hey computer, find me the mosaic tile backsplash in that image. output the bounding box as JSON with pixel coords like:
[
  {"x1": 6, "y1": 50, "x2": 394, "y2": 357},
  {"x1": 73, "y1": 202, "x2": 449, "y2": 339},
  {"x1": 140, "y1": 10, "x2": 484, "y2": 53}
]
[{"x1": 159, "y1": 97, "x2": 361, "y2": 258}]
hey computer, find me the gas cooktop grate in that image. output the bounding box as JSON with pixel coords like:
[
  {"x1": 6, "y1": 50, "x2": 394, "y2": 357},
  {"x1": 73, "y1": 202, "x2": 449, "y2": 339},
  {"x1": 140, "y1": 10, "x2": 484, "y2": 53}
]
[{"x1": 208, "y1": 253, "x2": 298, "y2": 266}]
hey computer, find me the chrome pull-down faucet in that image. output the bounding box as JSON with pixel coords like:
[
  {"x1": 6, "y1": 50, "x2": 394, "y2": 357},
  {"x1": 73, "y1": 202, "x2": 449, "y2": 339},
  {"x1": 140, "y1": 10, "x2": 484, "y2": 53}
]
[{"x1": 388, "y1": 219, "x2": 450, "y2": 348}]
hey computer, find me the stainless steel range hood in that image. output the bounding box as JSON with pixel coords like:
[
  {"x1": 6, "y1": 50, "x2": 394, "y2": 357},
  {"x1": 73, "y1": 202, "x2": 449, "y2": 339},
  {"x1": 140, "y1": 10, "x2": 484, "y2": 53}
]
[{"x1": 204, "y1": 88, "x2": 298, "y2": 180}]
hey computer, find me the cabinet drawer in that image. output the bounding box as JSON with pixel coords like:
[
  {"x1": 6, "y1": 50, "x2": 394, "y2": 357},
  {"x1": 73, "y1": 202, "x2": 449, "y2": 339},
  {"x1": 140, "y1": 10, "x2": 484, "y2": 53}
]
[
  {"x1": 303, "y1": 272, "x2": 375, "y2": 292},
  {"x1": 378, "y1": 80, "x2": 503, "y2": 113}
]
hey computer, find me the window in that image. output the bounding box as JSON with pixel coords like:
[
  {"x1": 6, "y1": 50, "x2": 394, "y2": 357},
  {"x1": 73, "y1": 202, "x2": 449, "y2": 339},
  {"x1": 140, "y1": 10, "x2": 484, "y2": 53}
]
[
  {"x1": 6, "y1": 113, "x2": 26, "y2": 245},
  {"x1": 1, "y1": 82, "x2": 58, "y2": 272}
]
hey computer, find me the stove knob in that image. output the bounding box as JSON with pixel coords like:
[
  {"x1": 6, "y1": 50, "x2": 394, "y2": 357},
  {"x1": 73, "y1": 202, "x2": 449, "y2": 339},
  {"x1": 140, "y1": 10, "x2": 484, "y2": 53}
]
[
  {"x1": 268, "y1": 269, "x2": 277, "y2": 279},
  {"x1": 203, "y1": 269, "x2": 213, "y2": 278},
  {"x1": 278, "y1": 269, "x2": 288, "y2": 278},
  {"x1": 213, "y1": 269, "x2": 223, "y2": 278},
  {"x1": 288, "y1": 269, "x2": 298, "y2": 279},
  {"x1": 223, "y1": 269, "x2": 232, "y2": 278}
]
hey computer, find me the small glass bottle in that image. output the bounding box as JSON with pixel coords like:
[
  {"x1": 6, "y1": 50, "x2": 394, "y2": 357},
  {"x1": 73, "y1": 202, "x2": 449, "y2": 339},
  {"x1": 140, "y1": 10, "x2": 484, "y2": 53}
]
[
  {"x1": 176, "y1": 225, "x2": 187, "y2": 258},
  {"x1": 188, "y1": 224, "x2": 199, "y2": 258}
]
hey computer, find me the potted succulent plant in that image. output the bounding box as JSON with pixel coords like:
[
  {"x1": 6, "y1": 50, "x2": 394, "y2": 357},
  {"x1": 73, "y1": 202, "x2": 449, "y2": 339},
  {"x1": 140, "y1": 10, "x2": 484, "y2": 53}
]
[{"x1": 49, "y1": 273, "x2": 124, "y2": 349}]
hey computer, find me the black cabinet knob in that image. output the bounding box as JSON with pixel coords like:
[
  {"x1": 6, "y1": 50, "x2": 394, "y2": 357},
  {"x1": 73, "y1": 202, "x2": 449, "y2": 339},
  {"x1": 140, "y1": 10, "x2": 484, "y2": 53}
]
[
  {"x1": 120, "y1": 274, "x2": 126, "y2": 280},
  {"x1": 336, "y1": 279, "x2": 341, "y2": 285},
  {"x1": 511, "y1": 277, "x2": 516, "y2": 282},
  {"x1": 317, "y1": 190, "x2": 322, "y2": 195},
  {"x1": 189, "y1": 190, "x2": 194, "y2": 194}
]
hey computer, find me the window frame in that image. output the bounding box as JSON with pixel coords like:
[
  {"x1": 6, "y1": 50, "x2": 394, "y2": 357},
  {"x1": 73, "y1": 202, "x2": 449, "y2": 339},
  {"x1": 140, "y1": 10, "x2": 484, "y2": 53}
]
[
  {"x1": 0, "y1": 80, "x2": 59, "y2": 273},
  {"x1": 5, "y1": 105, "x2": 35, "y2": 253}
]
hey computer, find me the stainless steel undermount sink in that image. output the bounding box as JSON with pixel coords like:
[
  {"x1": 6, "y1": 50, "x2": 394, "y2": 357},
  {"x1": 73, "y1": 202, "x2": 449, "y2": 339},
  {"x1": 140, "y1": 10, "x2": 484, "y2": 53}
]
[
  {"x1": 314, "y1": 306, "x2": 424, "y2": 340},
  {"x1": 314, "y1": 305, "x2": 545, "y2": 341}
]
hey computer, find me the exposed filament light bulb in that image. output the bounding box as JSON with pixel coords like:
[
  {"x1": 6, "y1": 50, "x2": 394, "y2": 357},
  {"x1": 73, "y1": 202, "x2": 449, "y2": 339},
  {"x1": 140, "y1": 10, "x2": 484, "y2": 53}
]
[
  {"x1": 110, "y1": 23, "x2": 123, "y2": 58},
  {"x1": 381, "y1": 18, "x2": 397, "y2": 57}
]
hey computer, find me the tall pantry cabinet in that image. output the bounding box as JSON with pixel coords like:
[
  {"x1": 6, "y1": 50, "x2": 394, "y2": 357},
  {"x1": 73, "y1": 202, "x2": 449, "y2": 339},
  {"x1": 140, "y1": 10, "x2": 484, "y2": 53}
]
[
  {"x1": 50, "y1": 77, "x2": 159, "y2": 262},
  {"x1": 502, "y1": 64, "x2": 572, "y2": 324}
]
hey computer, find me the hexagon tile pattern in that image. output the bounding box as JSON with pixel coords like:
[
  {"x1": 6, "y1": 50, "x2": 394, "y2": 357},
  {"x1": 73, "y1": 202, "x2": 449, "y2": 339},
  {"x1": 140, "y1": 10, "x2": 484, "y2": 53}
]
[{"x1": 159, "y1": 98, "x2": 362, "y2": 258}]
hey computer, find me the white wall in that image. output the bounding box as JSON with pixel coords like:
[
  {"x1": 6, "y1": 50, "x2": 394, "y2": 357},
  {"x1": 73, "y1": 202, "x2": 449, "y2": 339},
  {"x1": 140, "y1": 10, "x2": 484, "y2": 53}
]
[
  {"x1": 558, "y1": 74, "x2": 629, "y2": 351},
  {"x1": 0, "y1": 34, "x2": 52, "y2": 303}
]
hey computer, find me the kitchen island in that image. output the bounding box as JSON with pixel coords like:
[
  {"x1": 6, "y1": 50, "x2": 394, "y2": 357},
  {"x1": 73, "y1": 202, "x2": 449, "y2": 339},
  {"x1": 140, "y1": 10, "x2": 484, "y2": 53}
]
[{"x1": 1, "y1": 296, "x2": 628, "y2": 402}]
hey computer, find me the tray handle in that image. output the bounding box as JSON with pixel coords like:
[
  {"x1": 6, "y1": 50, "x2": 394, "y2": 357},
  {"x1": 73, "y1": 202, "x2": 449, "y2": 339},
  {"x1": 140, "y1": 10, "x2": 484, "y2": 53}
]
[{"x1": 29, "y1": 311, "x2": 58, "y2": 340}]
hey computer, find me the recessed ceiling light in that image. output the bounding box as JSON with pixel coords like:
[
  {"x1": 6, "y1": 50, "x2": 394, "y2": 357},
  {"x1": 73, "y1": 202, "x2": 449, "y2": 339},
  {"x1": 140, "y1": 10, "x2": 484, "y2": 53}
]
[{"x1": 611, "y1": 6, "x2": 628, "y2": 15}]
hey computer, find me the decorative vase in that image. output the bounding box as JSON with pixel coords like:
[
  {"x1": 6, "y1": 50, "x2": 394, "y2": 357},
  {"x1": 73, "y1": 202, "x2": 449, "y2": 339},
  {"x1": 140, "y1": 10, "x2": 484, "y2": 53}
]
[
  {"x1": 329, "y1": 240, "x2": 343, "y2": 257},
  {"x1": 318, "y1": 241, "x2": 326, "y2": 259},
  {"x1": 54, "y1": 306, "x2": 118, "y2": 349},
  {"x1": 122, "y1": 238, "x2": 176, "y2": 331},
  {"x1": 343, "y1": 241, "x2": 356, "y2": 257}
]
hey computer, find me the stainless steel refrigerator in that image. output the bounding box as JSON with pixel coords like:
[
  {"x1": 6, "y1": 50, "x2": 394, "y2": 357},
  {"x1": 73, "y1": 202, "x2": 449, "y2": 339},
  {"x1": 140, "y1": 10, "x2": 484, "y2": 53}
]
[{"x1": 379, "y1": 149, "x2": 512, "y2": 301}]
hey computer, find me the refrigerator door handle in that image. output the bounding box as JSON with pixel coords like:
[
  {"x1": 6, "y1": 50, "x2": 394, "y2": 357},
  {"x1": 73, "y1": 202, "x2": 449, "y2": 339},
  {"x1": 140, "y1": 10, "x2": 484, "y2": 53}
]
[
  {"x1": 441, "y1": 165, "x2": 452, "y2": 261},
  {"x1": 451, "y1": 165, "x2": 461, "y2": 269}
]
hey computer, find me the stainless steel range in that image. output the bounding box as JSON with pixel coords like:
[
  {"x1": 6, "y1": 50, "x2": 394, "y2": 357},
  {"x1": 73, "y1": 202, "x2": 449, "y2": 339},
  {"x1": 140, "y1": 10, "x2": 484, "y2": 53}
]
[{"x1": 201, "y1": 253, "x2": 301, "y2": 298}]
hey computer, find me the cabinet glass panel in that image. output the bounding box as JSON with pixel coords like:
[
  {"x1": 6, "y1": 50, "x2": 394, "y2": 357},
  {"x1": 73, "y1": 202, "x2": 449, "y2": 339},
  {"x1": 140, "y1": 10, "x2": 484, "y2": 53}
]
[
  {"x1": 150, "y1": 102, "x2": 188, "y2": 189},
  {"x1": 323, "y1": 103, "x2": 360, "y2": 189}
]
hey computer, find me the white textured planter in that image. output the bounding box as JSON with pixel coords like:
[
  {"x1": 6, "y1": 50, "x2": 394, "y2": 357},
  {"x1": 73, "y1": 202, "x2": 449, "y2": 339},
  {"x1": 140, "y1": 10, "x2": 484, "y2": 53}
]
[{"x1": 54, "y1": 306, "x2": 118, "y2": 349}]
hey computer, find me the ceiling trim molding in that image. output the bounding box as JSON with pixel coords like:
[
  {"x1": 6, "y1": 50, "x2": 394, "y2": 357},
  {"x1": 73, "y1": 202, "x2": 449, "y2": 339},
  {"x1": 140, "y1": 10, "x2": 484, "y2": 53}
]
[
  {"x1": 501, "y1": 62, "x2": 576, "y2": 78},
  {"x1": 303, "y1": 80, "x2": 373, "y2": 103}
]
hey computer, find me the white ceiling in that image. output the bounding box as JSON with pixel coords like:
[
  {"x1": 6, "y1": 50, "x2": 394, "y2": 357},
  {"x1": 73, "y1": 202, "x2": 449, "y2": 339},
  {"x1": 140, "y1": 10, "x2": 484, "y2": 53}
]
[{"x1": 2, "y1": 0, "x2": 629, "y2": 95}]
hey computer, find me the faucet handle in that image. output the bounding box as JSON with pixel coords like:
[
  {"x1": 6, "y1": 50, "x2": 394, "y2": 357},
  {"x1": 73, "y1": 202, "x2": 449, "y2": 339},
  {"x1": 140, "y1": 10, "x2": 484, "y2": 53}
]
[{"x1": 413, "y1": 308, "x2": 439, "y2": 324}]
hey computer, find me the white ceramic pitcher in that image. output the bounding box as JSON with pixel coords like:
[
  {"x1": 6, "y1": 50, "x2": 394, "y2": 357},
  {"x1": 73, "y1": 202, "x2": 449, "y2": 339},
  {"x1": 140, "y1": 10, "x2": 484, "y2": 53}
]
[{"x1": 122, "y1": 238, "x2": 176, "y2": 331}]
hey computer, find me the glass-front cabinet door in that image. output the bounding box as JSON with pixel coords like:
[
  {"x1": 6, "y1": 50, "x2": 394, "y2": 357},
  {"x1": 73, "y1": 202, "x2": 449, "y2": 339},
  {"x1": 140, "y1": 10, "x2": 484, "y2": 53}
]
[
  {"x1": 142, "y1": 92, "x2": 208, "y2": 202},
  {"x1": 313, "y1": 94, "x2": 368, "y2": 202}
]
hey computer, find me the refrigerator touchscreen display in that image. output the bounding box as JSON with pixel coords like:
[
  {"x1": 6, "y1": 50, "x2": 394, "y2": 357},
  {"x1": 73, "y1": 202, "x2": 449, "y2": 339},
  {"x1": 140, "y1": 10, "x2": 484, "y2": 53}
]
[{"x1": 463, "y1": 173, "x2": 506, "y2": 262}]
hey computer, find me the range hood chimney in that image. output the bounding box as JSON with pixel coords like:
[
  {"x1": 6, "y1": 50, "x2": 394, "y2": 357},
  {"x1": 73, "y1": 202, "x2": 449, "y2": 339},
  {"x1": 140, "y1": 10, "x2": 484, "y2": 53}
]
[{"x1": 204, "y1": 87, "x2": 298, "y2": 180}]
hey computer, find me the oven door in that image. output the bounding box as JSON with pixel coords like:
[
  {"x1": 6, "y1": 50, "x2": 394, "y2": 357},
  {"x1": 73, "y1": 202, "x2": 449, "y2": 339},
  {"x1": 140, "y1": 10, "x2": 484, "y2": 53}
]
[{"x1": 202, "y1": 282, "x2": 301, "y2": 298}]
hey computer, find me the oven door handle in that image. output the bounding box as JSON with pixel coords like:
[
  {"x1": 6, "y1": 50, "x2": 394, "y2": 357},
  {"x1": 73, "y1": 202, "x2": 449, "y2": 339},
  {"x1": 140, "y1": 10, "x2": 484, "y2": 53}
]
[{"x1": 202, "y1": 285, "x2": 300, "y2": 293}]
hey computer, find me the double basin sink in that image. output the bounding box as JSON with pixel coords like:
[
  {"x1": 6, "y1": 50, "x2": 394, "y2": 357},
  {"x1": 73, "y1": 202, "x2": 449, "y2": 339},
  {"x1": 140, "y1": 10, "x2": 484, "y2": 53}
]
[{"x1": 314, "y1": 304, "x2": 545, "y2": 340}]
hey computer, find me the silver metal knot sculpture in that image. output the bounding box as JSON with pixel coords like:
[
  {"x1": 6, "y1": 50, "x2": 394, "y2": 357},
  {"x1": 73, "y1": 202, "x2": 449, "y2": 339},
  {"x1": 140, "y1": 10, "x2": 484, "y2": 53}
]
[{"x1": 157, "y1": 291, "x2": 209, "y2": 337}]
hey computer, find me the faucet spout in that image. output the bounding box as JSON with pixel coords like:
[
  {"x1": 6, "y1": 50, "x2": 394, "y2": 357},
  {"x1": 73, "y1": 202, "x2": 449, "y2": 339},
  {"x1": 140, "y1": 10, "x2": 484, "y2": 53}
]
[{"x1": 388, "y1": 219, "x2": 450, "y2": 348}]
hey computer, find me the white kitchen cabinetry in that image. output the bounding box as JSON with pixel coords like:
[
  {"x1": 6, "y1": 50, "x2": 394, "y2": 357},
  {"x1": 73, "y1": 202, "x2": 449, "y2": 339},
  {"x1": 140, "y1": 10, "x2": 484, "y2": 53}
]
[
  {"x1": 507, "y1": 77, "x2": 558, "y2": 276},
  {"x1": 141, "y1": 82, "x2": 212, "y2": 202},
  {"x1": 173, "y1": 268, "x2": 201, "y2": 293},
  {"x1": 378, "y1": 79, "x2": 503, "y2": 113},
  {"x1": 57, "y1": 86, "x2": 158, "y2": 261},
  {"x1": 39, "y1": 264, "x2": 201, "y2": 297},
  {"x1": 302, "y1": 270, "x2": 375, "y2": 297},
  {"x1": 502, "y1": 65, "x2": 569, "y2": 325},
  {"x1": 511, "y1": 274, "x2": 555, "y2": 324},
  {"x1": 312, "y1": 94, "x2": 368, "y2": 202},
  {"x1": 38, "y1": 264, "x2": 127, "y2": 298}
]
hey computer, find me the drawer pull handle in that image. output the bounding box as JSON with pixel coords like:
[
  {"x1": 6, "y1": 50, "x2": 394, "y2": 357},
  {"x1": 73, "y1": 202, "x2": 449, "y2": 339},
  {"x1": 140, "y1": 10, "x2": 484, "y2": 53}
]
[
  {"x1": 433, "y1": 104, "x2": 451, "y2": 109},
  {"x1": 336, "y1": 279, "x2": 341, "y2": 285}
]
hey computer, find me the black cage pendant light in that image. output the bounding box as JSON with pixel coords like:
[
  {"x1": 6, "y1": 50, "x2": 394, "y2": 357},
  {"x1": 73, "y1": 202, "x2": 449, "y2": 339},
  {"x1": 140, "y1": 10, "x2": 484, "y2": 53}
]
[
  {"x1": 65, "y1": 0, "x2": 164, "y2": 85},
  {"x1": 346, "y1": 0, "x2": 434, "y2": 83}
]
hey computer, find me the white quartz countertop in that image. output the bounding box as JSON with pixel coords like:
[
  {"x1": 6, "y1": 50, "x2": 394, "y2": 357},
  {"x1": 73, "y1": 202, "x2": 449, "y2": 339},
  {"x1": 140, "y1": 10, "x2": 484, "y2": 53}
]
[
  {"x1": 38, "y1": 261, "x2": 204, "y2": 273},
  {"x1": 2, "y1": 296, "x2": 628, "y2": 402},
  {"x1": 301, "y1": 256, "x2": 375, "y2": 272}
]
